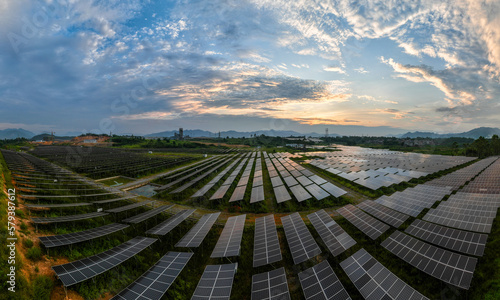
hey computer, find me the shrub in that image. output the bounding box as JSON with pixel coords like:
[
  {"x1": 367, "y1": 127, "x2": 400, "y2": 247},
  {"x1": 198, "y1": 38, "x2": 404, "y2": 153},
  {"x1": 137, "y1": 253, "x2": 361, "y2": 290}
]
[
  {"x1": 23, "y1": 238, "x2": 33, "y2": 248},
  {"x1": 33, "y1": 275, "x2": 53, "y2": 300},
  {"x1": 26, "y1": 247, "x2": 42, "y2": 261},
  {"x1": 20, "y1": 222, "x2": 28, "y2": 230},
  {"x1": 15, "y1": 209, "x2": 25, "y2": 219}
]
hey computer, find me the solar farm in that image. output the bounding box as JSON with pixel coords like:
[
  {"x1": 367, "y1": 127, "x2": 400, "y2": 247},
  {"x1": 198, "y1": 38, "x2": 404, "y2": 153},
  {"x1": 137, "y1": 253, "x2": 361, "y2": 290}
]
[{"x1": 2, "y1": 145, "x2": 500, "y2": 300}]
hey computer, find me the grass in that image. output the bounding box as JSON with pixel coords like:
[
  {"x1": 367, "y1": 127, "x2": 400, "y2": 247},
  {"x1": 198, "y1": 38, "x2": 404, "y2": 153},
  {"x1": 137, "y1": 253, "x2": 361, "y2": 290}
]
[
  {"x1": 33, "y1": 276, "x2": 53, "y2": 300},
  {"x1": 25, "y1": 247, "x2": 42, "y2": 261}
]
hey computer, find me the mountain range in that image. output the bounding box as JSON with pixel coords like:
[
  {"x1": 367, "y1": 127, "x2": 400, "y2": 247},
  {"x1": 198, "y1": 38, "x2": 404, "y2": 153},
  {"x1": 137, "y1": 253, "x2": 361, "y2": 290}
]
[
  {"x1": 2, "y1": 127, "x2": 500, "y2": 140},
  {"x1": 400, "y1": 127, "x2": 500, "y2": 139},
  {"x1": 0, "y1": 128, "x2": 35, "y2": 139}
]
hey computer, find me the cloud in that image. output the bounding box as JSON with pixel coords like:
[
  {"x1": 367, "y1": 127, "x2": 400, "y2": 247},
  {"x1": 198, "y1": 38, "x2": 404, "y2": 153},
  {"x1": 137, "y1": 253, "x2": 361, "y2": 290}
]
[
  {"x1": 354, "y1": 67, "x2": 369, "y2": 74},
  {"x1": 292, "y1": 117, "x2": 360, "y2": 125},
  {"x1": 375, "y1": 108, "x2": 415, "y2": 119},
  {"x1": 323, "y1": 65, "x2": 345, "y2": 74},
  {"x1": 380, "y1": 56, "x2": 489, "y2": 106}
]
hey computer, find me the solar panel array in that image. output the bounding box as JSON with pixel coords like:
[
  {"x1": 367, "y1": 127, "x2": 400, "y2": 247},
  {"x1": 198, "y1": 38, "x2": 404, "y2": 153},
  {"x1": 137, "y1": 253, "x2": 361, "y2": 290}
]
[
  {"x1": 307, "y1": 209, "x2": 356, "y2": 256},
  {"x1": 337, "y1": 205, "x2": 390, "y2": 240},
  {"x1": 156, "y1": 156, "x2": 226, "y2": 191},
  {"x1": 267, "y1": 152, "x2": 345, "y2": 202},
  {"x1": 106, "y1": 200, "x2": 155, "y2": 213},
  {"x1": 111, "y1": 252, "x2": 193, "y2": 300},
  {"x1": 375, "y1": 185, "x2": 452, "y2": 217},
  {"x1": 381, "y1": 231, "x2": 477, "y2": 289},
  {"x1": 250, "y1": 155, "x2": 265, "y2": 203},
  {"x1": 340, "y1": 248, "x2": 429, "y2": 300},
  {"x1": 146, "y1": 209, "x2": 196, "y2": 235},
  {"x1": 281, "y1": 212, "x2": 322, "y2": 264},
  {"x1": 229, "y1": 153, "x2": 256, "y2": 202},
  {"x1": 122, "y1": 204, "x2": 174, "y2": 224},
  {"x1": 176, "y1": 212, "x2": 221, "y2": 248},
  {"x1": 299, "y1": 260, "x2": 351, "y2": 300},
  {"x1": 423, "y1": 192, "x2": 500, "y2": 233},
  {"x1": 308, "y1": 146, "x2": 479, "y2": 191},
  {"x1": 32, "y1": 211, "x2": 108, "y2": 224},
  {"x1": 170, "y1": 156, "x2": 236, "y2": 194},
  {"x1": 461, "y1": 158, "x2": 500, "y2": 194},
  {"x1": 191, "y1": 263, "x2": 237, "y2": 300},
  {"x1": 426, "y1": 157, "x2": 497, "y2": 190},
  {"x1": 251, "y1": 267, "x2": 290, "y2": 300},
  {"x1": 39, "y1": 223, "x2": 129, "y2": 248},
  {"x1": 253, "y1": 215, "x2": 282, "y2": 267},
  {"x1": 206, "y1": 154, "x2": 251, "y2": 199},
  {"x1": 52, "y1": 236, "x2": 157, "y2": 286},
  {"x1": 191, "y1": 155, "x2": 246, "y2": 198},
  {"x1": 357, "y1": 200, "x2": 409, "y2": 228},
  {"x1": 405, "y1": 219, "x2": 488, "y2": 256},
  {"x1": 211, "y1": 214, "x2": 246, "y2": 258}
]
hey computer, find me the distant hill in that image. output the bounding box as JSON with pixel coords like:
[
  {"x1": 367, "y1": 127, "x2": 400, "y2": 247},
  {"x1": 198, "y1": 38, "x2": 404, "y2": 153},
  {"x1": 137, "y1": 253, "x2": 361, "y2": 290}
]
[
  {"x1": 0, "y1": 128, "x2": 35, "y2": 139},
  {"x1": 145, "y1": 129, "x2": 340, "y2": 138},
  {"x1": 401, "y1": 127, "x2": 500, "y2": 139}
]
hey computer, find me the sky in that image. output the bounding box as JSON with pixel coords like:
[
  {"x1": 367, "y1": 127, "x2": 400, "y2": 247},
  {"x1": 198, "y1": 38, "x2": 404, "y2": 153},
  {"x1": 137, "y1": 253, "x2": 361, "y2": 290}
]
[{"x1": 0, "y1": 0, "x2": 499, "y2": 136}]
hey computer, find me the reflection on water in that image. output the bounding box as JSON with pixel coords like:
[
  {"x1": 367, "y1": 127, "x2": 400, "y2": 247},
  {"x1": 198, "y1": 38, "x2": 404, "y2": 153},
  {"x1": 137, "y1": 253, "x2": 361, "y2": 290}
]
[{"x1": 130, "y1": 184, "x2": 157, "y2": 197}]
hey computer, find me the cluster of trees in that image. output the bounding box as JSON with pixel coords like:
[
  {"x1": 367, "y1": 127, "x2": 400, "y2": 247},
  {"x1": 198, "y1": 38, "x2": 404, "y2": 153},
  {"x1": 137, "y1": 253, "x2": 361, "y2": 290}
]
[
  {"x1": 111, "y1": 136, "x2": 209, "y2": 148},
  {"x1": 464, "y1": 135, "x2": 500, "y2": 158}
]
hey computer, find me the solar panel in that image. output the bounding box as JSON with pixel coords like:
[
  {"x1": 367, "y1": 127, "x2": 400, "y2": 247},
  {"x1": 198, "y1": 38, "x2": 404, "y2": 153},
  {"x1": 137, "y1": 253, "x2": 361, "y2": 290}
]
[
  {"x1": 299, "y1": 260, "x2": 351, "y2": 300},
  {"x1": 283, "y1": 176, "x2": 299, "y2": 187},
  {"x1": 146, "y1": 209, "x2": 196, "y2": 235},
  {"x1": 191, "y1": 263, "x2": 237, "y2": 300},
  {"x1": 307, "y1": 210, "x2": 356, "y2": 256},
  {"x1": 357, "y1": 200, "x2": 409, "y2": 228},
  {"x1": 122, "y1": 205, "x2": 174, "y2": 224},
  {"x1": 210, "y1": 185, "x2": 231, "y2": 200},
  {"x1": 39, "y1": 223, "x2": 129, "y2": 248},
  {"x1": 52, "y1": 236, "x2": 157, "y2": 286},
  {"x1": 211, "y1": 214, "x2": 246, "y2": 258},
  {"x1": 319, "y1": 182, "x2": 347, "y2": 198},
  {"x1": 26, "y1": 202, "x2": 92, "y2": 209},
  {"x1": 305, "y1": 184, "x2": 330, "y2": 200},
  {"x1": 176, "y1": 212, "x2": 221, "y2": 248},
  {"x1": 253, "y1": 176, "x2": 264, "y2": 187},
  {"x1": 32, "y1": 211, "x2": 108, "y2": 224},
  {"x1": 237, "y1": 176, "x2": 250, "y2": 187},
  {"x1": 21, "y1": 192, "x2": 115, "y2": 199},
  {"x1": 267, "y1": 177, "x2": 281, "y2": 190},
  {"x1": 111, "y1": 252, "x2": 193, "y2": 300},
  {"x1": 289, "y1": 185, "x2": 312, "y2": 202},
  {"x1": 106, "y1": 200, "x2": 155, "y2": 213},
  {"x1": 93, "y1": 195, "x2": 138, "y2": 204},
  {"x1": 296, "y1": 176, "x2": 313, "y2": 186},
  {"x1": 337, "y1": 205, "x2": 389, "y2": 240},
  {"x1": 381, "y1": 231, "x2": 477, "y2": 289},
  {"x1": 253, "y1": 215, "x2": 282, "y2": 267},
  {"x1": 340, "y1": 248, "x2": 429, "y2": 300},
  {"x1": 250, "y1": 185, "x2": 265, "y2": 203},
  {"x1": 274, "y1": 185, "x2": 291, "y2": 203},
  {"x1": 251, "y1": 267, "x2": 290, "y2": 300},
  {"x1": 229, "y1": 186, "x2": 246, "y2": 202},
  {"x1": 281, "y1": 212, "x2": 322, "y2": 264},
  {"x1": 405, "y1": 219, "x2": 488, "y2": 256},
  {"x1": 309, "y1": 175, "x2": 327, "y2": 185},
  {"x1": 423, "y1": 208, "x2": 494, "y2": 233}
]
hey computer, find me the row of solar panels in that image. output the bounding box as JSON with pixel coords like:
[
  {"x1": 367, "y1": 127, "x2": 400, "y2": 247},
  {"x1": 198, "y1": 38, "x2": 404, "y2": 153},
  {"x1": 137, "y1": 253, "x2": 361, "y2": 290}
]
[
  {"x1": 267, "y1": 153, "x2": 347, "y2": 203},
  {"x1": 306, "y1": 146, "x2": 475, "y2": 174},
  {"x1": 113, "y1": 247, "x2": 432, "y2": 300}
]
